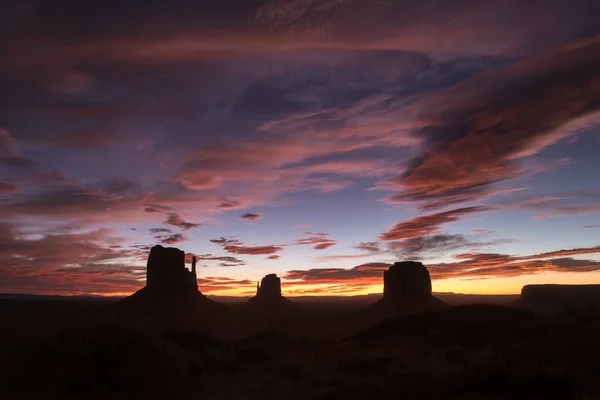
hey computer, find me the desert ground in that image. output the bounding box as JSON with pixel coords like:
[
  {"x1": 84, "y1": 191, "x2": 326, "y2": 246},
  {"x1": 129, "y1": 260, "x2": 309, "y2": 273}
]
[{"x1": 1, "y1": 294, "x2": 599, "y2": 400}]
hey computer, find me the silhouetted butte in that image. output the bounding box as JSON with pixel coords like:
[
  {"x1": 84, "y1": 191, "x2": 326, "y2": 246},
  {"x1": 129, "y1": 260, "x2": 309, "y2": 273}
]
[
  {"x1": 246, "y1": 273, "x2": 297, "y2": 314},
  {"x1": 368, "y1": 261, "x2": 446, "y2": 317},
  {"x1": 106, "y1": 245, "x2": 219, "y2": 323},
  {"x1": 520, "y1": 284, "x2": 600, "y2": 311}
]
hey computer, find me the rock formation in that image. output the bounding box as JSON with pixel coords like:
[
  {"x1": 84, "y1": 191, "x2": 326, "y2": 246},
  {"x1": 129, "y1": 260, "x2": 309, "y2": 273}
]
[
  {"x1": 146, "y1": 245, "x2": 197, "y2": 294},
  {"x1": 520, "y1": 284, "x2": 600, "y2": 311},
  {"x1": 383, "y1": 261, "x2": 432, "y2": 300},
  {"x1": 246, "y1": 273, "x2": 297, "y2": 313},
  {"x1": 106, "y1": 245, "x2": 218, "y2": 326},
  {"x1": 369, "y1": 261, "x2": 445, "y2": 317},
  {"x1": 255, "y1": 274, "x2": 282, "y2": 299}
]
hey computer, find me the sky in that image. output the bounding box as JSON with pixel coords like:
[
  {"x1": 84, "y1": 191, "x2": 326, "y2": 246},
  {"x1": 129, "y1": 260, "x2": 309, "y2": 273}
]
[{"x1": 1, "y1": 0, "x2": 600, "y2": 297}]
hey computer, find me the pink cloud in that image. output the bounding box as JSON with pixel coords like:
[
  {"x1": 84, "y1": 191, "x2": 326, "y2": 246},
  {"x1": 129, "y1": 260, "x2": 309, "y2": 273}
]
[
  {"x1": 164, "y1": 213, "x2": 202, "y2": 230},
  {"x1": 379, "y1": 207, "x2": 487, "y2": 241},
  {"x1": 210, "y1": 237, "x2": 284, "y2": 256},
  {"x1": 492, "y1": 190, "x2": 600, "y2": 220},
  {"x1": 353, "y1": 242, "x2": 384, "y2": 253},
  {"x1": 314, "y1": 242, "x2": 336, "y2": 250},
  {"x1": 158, "y1": 233, "x2": 188, "y2": 245},
  {"x1": 0, "y1": 182, "x2": 18, "y2": 194},
  {"x1": 285, "y1": 245, "x2": 600, "y2": 289},
  {"x1": 0, "y1": 222, "x2": 146, "y2": 295},
  {"x1": 295, "y1": 232, "x2": 337, "y2": 251},
  {"x1": 378, "y1": 37, "x2": 600, "y2": 210},
  {"x1": 223, "y1": 244, "x2": 283, "y2": 255}
]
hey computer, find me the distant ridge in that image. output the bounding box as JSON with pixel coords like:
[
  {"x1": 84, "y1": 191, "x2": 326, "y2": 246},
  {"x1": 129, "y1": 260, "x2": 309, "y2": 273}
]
[
  {"x1": 519, "y1": 284, "x2": 600, "y2": 311},
  {"x1": 0, "y1": 292, "x2": 519, "y2": 305}
]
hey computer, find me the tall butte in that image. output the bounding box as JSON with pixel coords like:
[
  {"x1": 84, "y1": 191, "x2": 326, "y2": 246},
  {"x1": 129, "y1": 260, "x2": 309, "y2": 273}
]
[
  {"x1": 146, "y1": 245, "x2": 198, "y2": 294},
  {"x1": 369, "y1": 261, "x2": 446, "y2": 317},
  {"x1": 246, "y1": 273, "x2": 297, "y2": 313},
  {"x1": 110, "y1": 245, "x2": 218, "y2": 320}
]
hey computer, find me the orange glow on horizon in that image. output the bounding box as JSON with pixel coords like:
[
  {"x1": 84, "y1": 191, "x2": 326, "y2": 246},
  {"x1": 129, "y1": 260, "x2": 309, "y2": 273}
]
[
  {"x1": 7, "y1": 271, "x2": 600, "y2": 299},
  {"x1": 196, "y1": 271, "x2": 600, "y2": 297}
]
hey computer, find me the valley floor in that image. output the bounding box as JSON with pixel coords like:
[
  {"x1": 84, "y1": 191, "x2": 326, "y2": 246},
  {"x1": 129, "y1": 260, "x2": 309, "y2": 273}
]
[{"x1": 1, "y1": 300, "x2": 599, "y2": 399}]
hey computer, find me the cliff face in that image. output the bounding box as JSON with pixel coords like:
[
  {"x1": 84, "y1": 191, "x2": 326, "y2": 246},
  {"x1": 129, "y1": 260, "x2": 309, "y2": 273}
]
[
  {"x1": 246, "y1": 274, "x2": 297, "y2": 313},
  {"x1": 369, "y1": 261, "x2": 445, "y2": 317},
  {"x1": 255, "y1": 274, "x2": 282, "y2": 299},
  {"x1": 520, "y1": 284, "x2": 600, "y2": 310},
  {"x1": 383, "y1": 261, "x2": 432, "y2": 300},
  {"x1": 146, "y1": 245, "x2": 197, "y2": 294},
  {"x1": 108, "y1": 245, "x2": 217, "y2": 325}
]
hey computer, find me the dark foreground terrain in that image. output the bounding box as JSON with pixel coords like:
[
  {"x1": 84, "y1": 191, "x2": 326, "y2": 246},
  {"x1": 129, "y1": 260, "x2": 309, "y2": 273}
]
[{"x1": 1, "y1": 297, "x2": 599, "y2": 400}]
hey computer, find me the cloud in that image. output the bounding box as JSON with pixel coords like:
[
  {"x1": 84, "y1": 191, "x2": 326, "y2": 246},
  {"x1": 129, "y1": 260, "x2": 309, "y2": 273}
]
[
  {"x1": 224, "y1": 244, "x2": 284, "y2": 255},
  {"x1": 149, "y1": 227, "x2": 172, "y2": 234},
  {"x1": 0, "y1": 21, "x2": 523, "y2": 222},
  {"x1": 471, "y1": 229, "x2": 494, "y2": 233},
  {"x1": 217, "y1": 199, "x2": 248, "y2": 210},
  {"x1": 0, "y1": 178, "x2": 162, "y2": 221},
  {"x1": 158, "y1": 233, "x2": 188, "y2": 245},
  {"x1": 429, "y1": 245, "x2": 600, "y2": 279},
  {"x1": 253, "y1": 0, "x2": 599, "y2": 55},
  {"x1": 379, "y1": 207, "x2": 487, "y2": 241},
  {"x1": 2, "y1": 187, "x2": 119, "y2": 218},
  {"x1": 0, "y1": 222, "x2": 145, "y2": 295},
  {"x1": 284, "y1": 283, "x2": 376, "y2": 296},
  {"x1": 340, "y1": 229, "x2": 506, "y2": 262},
  {"x1": 164, "y1": 213, "x2": 202, "y2": 230},
  {"x1": 285, "y1": 262, "x2": 391, "y2": 284},
  {"x1": 517, "y1": 245, "x2": 600, "y2": 261},
  {"x1": 315, "y1": 242, "x2": 336, "y2": 250},
  {"x1": 147, "y1": 227, "x2": 187, "y2": 245},
  {"x1": 210, "y1": 237, "x2": 284, "y2": 256},
  {"x1": 143, "y1": 204, "x2": 174, "y2": 213},
  {"x1": 389, "y1": 234, "x2": 471, "y2": 257},
  {"x1": 5, "y1": 0, "x2": 596, "y2": 90},
  {"x1": 0, "y1": 156, "x2": 65, "y2": 186},
  {"x1": 2, "y1": 2, "x2": 600, "y2": 297},
  {"x1": 317, "y1": 253, "x2": 383, "y2": 262},
  {"x1": 0, "y1": 182, "x2": 18, "y2": 194},
  {"x1": 282, "y1": 159, "x2": 398, "y2": 178},
  {"x1": 240, "y1": 212, "x2": 262, "y2": 222},
  {"x1": 177, "y1": 134, "x2": 398, "y2": 206},
  {"x1": 549, "y1": 258, "x2": 600, "y2": 270},
  {"x1": 210, "y1": 237, "x2": 241, "y2": 245},
  {"x1": 494, "y1": 190, "x2": 600, "y2": 220},
  {"x1": 1, "y1": 176, "x2": 217, "y2": 226},
  {"x1": 197, "y1": 277, "x2": 254, "y2": 293},
  {"x1": 267, "y1": 255, "x2": 281, "y2": 260},
  {"x1": 284, "y1": 245, "x2": 600, "y2": 290},
  {"x1": 295, "y1": 231, "x2": 337, "y2": 250},
  {"x1": 197, "y1": 253, "x2": 246, "y2": 266},
  {"x1": 532, "y1": 206, "x2": 600, "y2": 220},
  {"x1": 583, "y1": 225, "x2": 599, "y2": 229},
  {"x1": 379, "y1": 37, "x2": 600, "y2": 210},
  {"x1": 354, "y1": 242, "x2": 384, "y2": 253},
  {"x1": 0, "y1": 129, "x2": 18, "y2": 156}
]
